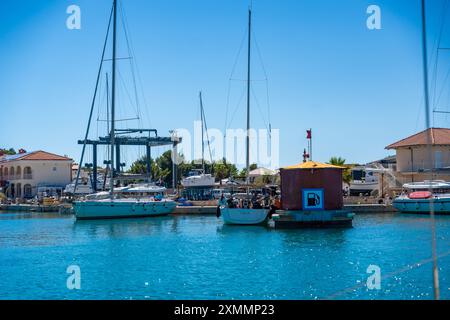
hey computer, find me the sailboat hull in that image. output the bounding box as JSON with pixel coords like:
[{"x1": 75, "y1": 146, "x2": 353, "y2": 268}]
[
  {"x1": 220, "y1": 207, "x2": 269, "y2": 225},
  {"x1": 74, "y1": 199, "x2": 177, "y2": 220}
]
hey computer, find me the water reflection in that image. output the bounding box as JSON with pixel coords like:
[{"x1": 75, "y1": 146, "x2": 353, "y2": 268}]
[
  {"x1": 216, "y1": 224, "x2": 271, "y2": 235},
  {"x1": 0, "y1": 211, "x2": 448, "y2": 299},
  {"x1": 278, "y1": 227, "x2": 350, "y2": 248},
  {"x1": 0, "y1": 212, "x2": 71, "y2": 221},
  {"x1": 72, "y1": 216, "x2": 174, "y2": 240}
]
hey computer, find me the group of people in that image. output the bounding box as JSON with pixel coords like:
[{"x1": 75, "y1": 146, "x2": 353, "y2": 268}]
[{"x1": 218, "y1": 193, "x2": 282, "y2": 211}]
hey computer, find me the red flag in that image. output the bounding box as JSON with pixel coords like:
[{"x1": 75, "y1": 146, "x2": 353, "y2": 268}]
[{"x1": 306, "y1": 129, "x2": 312, "y2": 139}]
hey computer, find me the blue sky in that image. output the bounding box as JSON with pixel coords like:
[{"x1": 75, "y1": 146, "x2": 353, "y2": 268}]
[{"x1": 1, "y1": 0, "x2": 450, "y2": 168}]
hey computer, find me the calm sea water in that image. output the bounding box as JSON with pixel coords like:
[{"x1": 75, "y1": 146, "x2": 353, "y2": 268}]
[{"x1": 0, "y1": 211, "x2": 448, "y2": 300}]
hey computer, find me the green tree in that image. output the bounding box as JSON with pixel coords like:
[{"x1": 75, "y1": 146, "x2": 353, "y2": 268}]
[
  {"x1": 154, "y1": 150, "x2": 173, "y2": 187},
  {"x1": 128, "y1": 152, "x2": 241, "y2": 187},
  {"x1": 0, "y1": 148, "x2": 16, "y2": 155},
  {"x1": 328, "y1": 157, "x2": 346, "y2": 166},
  {"x1": 328, "y1": 157, "x2": 352, "y2": 184},
  {"x1": 238, "y1": 163, "x2": 257, "y2": 179},
  {"x1": 213, "y1": 158, "x2": 238, "y2": 181},
  {"x1": 128, "y1": 156, "x2": 158, "y2": 181}
]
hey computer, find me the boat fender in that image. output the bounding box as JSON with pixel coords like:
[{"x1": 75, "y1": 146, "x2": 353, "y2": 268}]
[{"x1": 216, "y1": 206, "x2": 221, "y2": 218}]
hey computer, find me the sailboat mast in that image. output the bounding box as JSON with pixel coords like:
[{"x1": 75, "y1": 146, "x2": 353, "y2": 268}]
[
  {"x1": 106, "y1": 73, "x2": 110, "y2": 136},
  {"x1": 200, "y1": 91, "x2": 205, "y2": 172},
  {"x1": 420, "y1": 0, "x2": 440, "y2": 300},
  {"x1": 110, "y1": 0, "x2": 117, "y2": 197},
  {"x1": 246, "y1": 8, "x2": 252, "y2": 184}
]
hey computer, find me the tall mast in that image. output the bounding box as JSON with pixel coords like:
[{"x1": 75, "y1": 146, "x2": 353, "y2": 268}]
[
  {"x1": 106, "y1": 73, "x2": 110, "y2": 136},
  {"x1": 420, "y1": 0, "x2": 440, "y2": 300},
  {"x1": 110, "y1": 0, "x2": 117, "y2": 197},
  {"x1": 200, "y1": 91, "x2": 205, "y2": 172},
  {"x1": 245, "y1": 8, "x2": 252, "y2": 184}
]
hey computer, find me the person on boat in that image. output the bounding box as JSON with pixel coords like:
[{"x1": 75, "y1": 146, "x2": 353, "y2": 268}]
[
  {"x1": 218, "y1": 194, "x2": 227, "y2": 207},
  {"x1": 273, "y1": 196, "x2": 281, "y2": 210},
  {"x1": 217, "y1": 194, "x2": 227, "y2": 218},
  {"x1": 227, "y1": 197, "x2": 235, "y2": 208}
]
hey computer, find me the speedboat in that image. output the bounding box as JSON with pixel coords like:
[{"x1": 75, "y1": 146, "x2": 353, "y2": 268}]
[{"x1": 393, "y1": 180, "x2": 450, "y2": 214}]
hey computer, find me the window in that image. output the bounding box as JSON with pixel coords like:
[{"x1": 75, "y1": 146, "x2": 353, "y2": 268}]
[
  {"x1": 435, "y1": 151, "x2": 442, "y2": 169},
  {"x1": 24, "y1": 184, "x2": 33, "y2": 198},
  {"x1": 23, "y1": 167, "x2": 32, "y2": 179},
  {"x1": 16, "y1": 183, "x2": 22, "y2": 198}
]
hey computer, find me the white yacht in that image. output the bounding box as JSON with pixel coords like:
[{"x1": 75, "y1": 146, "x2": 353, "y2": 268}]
[
  {"x1": 181, "y1": 169, "x2": 215, "y2": 188},
  {"x1": 349, "y1": 167, "x2": 379, "y2": 196},
  {"x1": 393, "y1": 180, "x2": 450, "y2": 214},
  {"x1": 64, "y1": 176, "x2": 108, "y2": 195}
]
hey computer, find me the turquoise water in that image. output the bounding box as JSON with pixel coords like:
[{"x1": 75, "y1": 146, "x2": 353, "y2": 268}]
[{"x1": 0, "y1": 212, "x2": 448, "y2": 300}]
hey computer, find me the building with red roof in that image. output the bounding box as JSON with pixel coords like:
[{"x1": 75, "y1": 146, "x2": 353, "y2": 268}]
[
  {"x1": 386, "y1": 128, "x2": 450, "y2": 183},
  {"x1": 0, "y1": 150, "x2": 73, "y2": 199}
]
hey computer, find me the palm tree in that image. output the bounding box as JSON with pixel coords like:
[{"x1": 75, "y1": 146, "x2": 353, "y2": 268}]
[
  {"x1": 329, "y1": 157, "x2": 346, "y2": 167},
  {"x1": 328, "y1": 157, "x2": 352, "y2": 184}
]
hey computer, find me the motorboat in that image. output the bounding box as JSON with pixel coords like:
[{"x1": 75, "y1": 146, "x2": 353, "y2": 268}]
[
  {"x1": 393, "y1": 180, "x2": 450, "y2": 214},
  {"x1": 181, "y1": 169, "x2": 215, "y2": 188},
  {"x1": 349, "y1": 166, "x2": 379, "y2": 196}
]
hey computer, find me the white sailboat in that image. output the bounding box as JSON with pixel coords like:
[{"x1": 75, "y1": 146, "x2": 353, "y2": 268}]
[
  {"x1": 181, "y1": 92, "x2": 215, "y2": 189},
  {"x1": 219, "y1": 8, "x2": 269, "y2": 225},
  {"x1": 73, "y1": 0, "x2": 176, "y2": 220}
]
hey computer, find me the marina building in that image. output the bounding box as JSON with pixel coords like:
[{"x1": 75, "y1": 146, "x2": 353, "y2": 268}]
[
  {"x1": 0, "y1": 150, "x2": 73, "y2": 199},
  {"x1": 386, "y1": 127, "x2": 450, "y2": 183}
]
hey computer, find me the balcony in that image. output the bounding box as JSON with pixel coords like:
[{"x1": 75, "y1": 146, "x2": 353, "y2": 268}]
[{"x1": 23, "y1": 173, "x2": 33, "y2": 180}]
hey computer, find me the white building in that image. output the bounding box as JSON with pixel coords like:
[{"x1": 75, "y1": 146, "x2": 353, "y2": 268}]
[{"x1": 0, "y1": 150, "x2": 73, "y2": 199}]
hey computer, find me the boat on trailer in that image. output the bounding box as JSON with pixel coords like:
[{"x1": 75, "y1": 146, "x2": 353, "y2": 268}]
[{"x1": 393, "y1": 180, "x2": 450, "y2": 214}]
